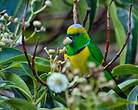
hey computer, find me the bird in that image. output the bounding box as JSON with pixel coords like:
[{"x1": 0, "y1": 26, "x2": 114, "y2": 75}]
[
  {"x1": 64, "y1": 24, "x2": 105, "y2": 75},
  {"x1": 63, "y1": 24, "x2": 127, "y2": 98}
]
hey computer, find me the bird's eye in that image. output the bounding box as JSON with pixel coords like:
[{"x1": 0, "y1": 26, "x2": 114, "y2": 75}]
[
  {"x1": 76, "y1": 33, "x2": 80, "y2": 36},
  {"x1": 69, "y1": 36, "x2": 73, "y2": 39}
]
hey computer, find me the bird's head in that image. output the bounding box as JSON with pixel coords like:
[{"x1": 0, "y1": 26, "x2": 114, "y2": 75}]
[{"x1": 63, "y1": 24, "x2": 90, "y2": 55}]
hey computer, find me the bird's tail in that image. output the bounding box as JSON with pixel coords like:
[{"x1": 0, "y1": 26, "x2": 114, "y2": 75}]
[{"x1": 104, "y1": 70, "x2": 127, "y2": 98}]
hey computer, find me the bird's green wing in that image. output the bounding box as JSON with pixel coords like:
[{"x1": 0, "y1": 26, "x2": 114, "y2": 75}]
[
  {"x1": 88, "y1": 39, "x2": 112, "y2": 80},
  {"x1": 88, "y1": 39, "x2": 103, "y2": 64},
  {"x1": 88, "y1": 40, "x2": 127, "y2": 98}
]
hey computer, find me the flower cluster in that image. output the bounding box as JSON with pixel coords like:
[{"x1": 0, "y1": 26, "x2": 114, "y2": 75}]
[
  {"x1": 47, "y1": 72, "x2": 69, "y2": 93},
  {"x1": 0, "y1": 11, "x2": 17, "y2": 50}
]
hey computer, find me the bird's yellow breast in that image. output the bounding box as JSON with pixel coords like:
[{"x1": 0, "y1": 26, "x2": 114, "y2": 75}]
[{"x1": 64, "y1": 46, "x2": 91, "y2": 74}]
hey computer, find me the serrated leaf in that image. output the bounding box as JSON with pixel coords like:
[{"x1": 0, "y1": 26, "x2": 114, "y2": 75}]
[{"x1": 112, "y1": 64, "x2": 138, "y2": 77}]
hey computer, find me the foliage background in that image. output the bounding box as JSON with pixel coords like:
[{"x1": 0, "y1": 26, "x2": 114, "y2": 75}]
[{"x1": 0, "y1": 0, "x2": 138, "y2": 110}]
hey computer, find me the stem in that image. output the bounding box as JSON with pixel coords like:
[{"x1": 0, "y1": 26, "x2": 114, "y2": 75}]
[
  {"x1": 26, "y1": 30, "x2": 36, "y2": 41},
  {"x1": 21, "y1": 1, "x2": 47, "y2": 87},
  {"x1": 31, "y1": 41, "x2": 48, "y2": 86},
  {"x1": 73, "y1": 0, "x2": 79, "y2": 24},
  {"x1": 104, "y1": 4, "x2": 133, "y2": 70},
  {"x1": 34, "y1": 5, "x2": 47, "y2": 15},
  {"x1": 102, "y1": 0, "x2": 114, "y2": 66}
]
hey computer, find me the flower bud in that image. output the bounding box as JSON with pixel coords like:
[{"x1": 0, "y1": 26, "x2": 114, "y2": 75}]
[
  {"x1": 13, "y1": 18, "x2": 18, "y2": 23},
  {"x1": 45, "y1": 0, "x2": 52, "y2": 7},
  {"x1": 48, "y1": 49, "x2": 56, "y2": 54},
  {"x1": 33, "y1": 20, "x2": 42, "y2": 28},
  {"x1": 71, "y1": 88, "x2": 81, "y2": 96}
]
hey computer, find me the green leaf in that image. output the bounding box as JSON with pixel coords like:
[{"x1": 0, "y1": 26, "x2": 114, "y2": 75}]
[
  {"x1": 86, "y1": 0, "x2": 97, "y2": 32},
  {"x1": 0, "y1": 54, "x2": 50, "y2": 73},
  {"x1": 109, "y1": 1, "x2": 127, "y2": 64},
  {"x1": 5, "y1": 74, "x2": 32, "y2": 101},
  {"x1": 53, "y1": 94, "x2": 67, "y2": 107},
  {"x1": 0, "y1": 98, "x2": 37, "y2": 110},
  {"x1": 108, "y1": 79, "x2": 138, "y2": 96},
  {"x1": 112, "y1": 64, "x2": 138, "y2": 77},
  {"x1": 117, "y1": 8, "x2": 138, "y2": 64},
  {"x1": 127, "y1": 86, "x2": 138, "y2": 110},
  {"x1": 35, "y1": 57, "x2": 50, "y2": 72},
  {"x1": 0, "y1": 48, "x2": 22, "y2": 64}
]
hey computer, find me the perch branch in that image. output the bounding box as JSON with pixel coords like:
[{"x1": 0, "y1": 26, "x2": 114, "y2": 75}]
[
  {"x1": 104, "y1": 3, "x2": 133, "y2": 70},
  {"x1": 102, "y1": 0, "x2": 114, "y2": 66}
]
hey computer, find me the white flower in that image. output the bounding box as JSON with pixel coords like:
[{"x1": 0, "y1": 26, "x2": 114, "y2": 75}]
[
  {"x1": 1, "y1": 33, "x2": 13, "y2": 44},
  {"x1": 47, "y1": 72, "x2": 69, "y2": 93}
]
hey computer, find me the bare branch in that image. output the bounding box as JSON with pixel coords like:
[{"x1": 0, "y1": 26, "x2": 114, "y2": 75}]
[
  {"x1": 104, "y1": 4, "x2": 133, "y2": 69},
  {"x1": 21, "y1": 1, "x2": 47, "y2": 87},
  {"x1": 73, "y1": 0, "x2": 79, "y2": 24},
  {"x1": 102, "y1": 0, "x2": 114, "y2": 66}
]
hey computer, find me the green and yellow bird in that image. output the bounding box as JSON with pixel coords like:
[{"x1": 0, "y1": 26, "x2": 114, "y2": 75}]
[
  {"x1": 63, "y1": 24, "x2": 126, "y2": 98},
  {"x1": 64, "y1": 24, "x2": 103, "y2": 75}
]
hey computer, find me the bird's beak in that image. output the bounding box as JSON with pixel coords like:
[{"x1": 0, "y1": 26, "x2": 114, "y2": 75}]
[{"x1": 63, "y1": 37, "x2": 72, "y2": 46}]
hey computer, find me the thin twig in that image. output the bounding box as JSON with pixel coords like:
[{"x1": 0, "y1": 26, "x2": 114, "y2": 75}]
[
  {"x1": 73, "y1": 0, "x2": 79, "y2": 24},
  {"x1": 22, "y1": 1, "x2": 32, "y2": 68},
  {"x1": 102, "y1": 0, "x2": 114, "y2": 66},
  {"x1": 83, "y1": 8, "x2": 91, "y2": 27},
  {"x1": 32, "y1": 41, "x2": 47, "y2": 86},
  {"x1": 104, "y1": 3, "x2": 133, "y2": 70},
  {"x1": 21, "y1": 1, "x2": 47, "y2": 87}
]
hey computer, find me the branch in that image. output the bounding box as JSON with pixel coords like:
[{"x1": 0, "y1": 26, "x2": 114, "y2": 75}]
[
  {"x1": 73, "y1": 0, "x2": 79, "y2": 24},
  {"x1": 104, "y1": 3, "x2": 133, "y2": 70},
  {"x1": 21, "y1": 1, "x2": 47, "y2": 87},
  {"x1": 32, "y1": 41, "x2": 47, "y2": 86},
  {"x1": 22, "y1": 1, "x2": 32, "y2": 69},
  {"x1": 102, "y1": 0, "x2": 114, "y2": 66}
]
